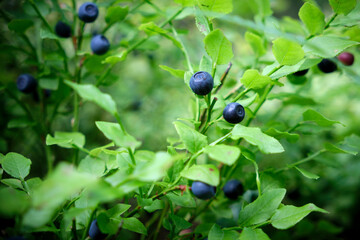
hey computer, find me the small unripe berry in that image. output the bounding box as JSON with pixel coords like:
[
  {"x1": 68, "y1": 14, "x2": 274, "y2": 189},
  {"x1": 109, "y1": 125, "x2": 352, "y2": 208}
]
[
  {"x1": 223, "y1": 103, "x2": 245, "y2": 124},
  {"x1": 317, "y1": 59, "x2": 337, "y2": 73},
  {"x1": 189, "y1": 71, "x2": 214, "y2": 95},
  {"x1": 17, "y1": 74, "x2": 37, "y2": 94},
  {"x1": 91, "y1": 35, "x2": 110, "y2": 55},
  {"x1": 78, "y1": 2, "x2": 99, "y2": 23},
  {"x1": 55, "y1": 21, "x2": 71, "y2": 38},
  {"x1": 191, "y1": 181, "x2": 216, "y2": 200},
  {"x1": 223, "y1": 179, "x2": 244, "y2": 200},
  {"x1": 337, "y1": 52, "x2": 354, "y2": 66}
]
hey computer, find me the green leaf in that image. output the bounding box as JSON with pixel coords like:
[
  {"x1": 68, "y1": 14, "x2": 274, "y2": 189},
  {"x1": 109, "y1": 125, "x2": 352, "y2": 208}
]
[
  {"x1": 97, "y1": 212, "x2": 121, "y2": 234},
  {"x1": 122, "y1": 217, "x2": 147, "y2": 235},
  {"x1": 303, "y1": 36, "x2": 359, "y2": 58},
  {"x1": 96, "y1": 121, "x2": 141, "y2": 149},
  {"x1": 294, "y1": 167, "x2": 319, "y2": 180},
  {"x1": 303, "y1": 109, "x2": 342, "y2": 127},
  {"x1": 166, "y1": 191, "x2": 196, "y2": 208},
  {"x1": 46, "y1": 131, "x2": 85, "y2": 149},
  {"x1": 231, "y1": 125, "x2": 284, "y2": 154},
  {"x1": 144, "y1": 199, "x2": 164, "y2": 213},
  {"x1": 208, "y1": 224, "x2": 223, "y2": 240},
  {"x1": 174, "y1": 0, "x2": 194, "y2": 6},
  {"x1": 132, "y1": 152, "x2": 173, "y2": 182},
  {"x1": 8, "y1": 19, "x2": 33, "y2": 33},
  {"x1": 239, "y1": 228, "x2": 271, "y2": 240},
  {"x1": 159, "y1": 65, "x2": 185, "y2": 78},
  {"x1": 180, "y1": 164, "x2": 219, "y2": 186},
  {"x1": 105, "y1": 6, "x2": 129, "y2": 24},
  {"x1": 195, "y1": 7, "x2": 211, "y2": 36},
  {"x1": 103, "y1": 51, "x2": 127, "y2": 64},
  {"x1": 204, "y1": 144, "x2": 240, "y2": 165},
  {"x1": 268, "y1": 58, "x2": 321, "y2": 79},
  {"x1": 7, "y1": 118, "x2": 36, "y2": 129},
  {"x1": 271, "y1": 203, "x2": 328, "y2": 229},
  {"x1": 39, "y1": 78, "x2": 59, "y2": 90},
  {"x1": 238, "y1": 188, "x2": 286, "y2": 227},
  {"x1": 168, "y1": 214, "x2": 192, "y2": 234},
  {"x1": 139, "y1": 22, "x2": 181, "y2": 49},
  {"x1": 65, "y1": 81, "x2": 118, "y2": 115},
  {"x1": 265, "y1": 128, "x2": 299, "y2": 143},
  {"x1": 2, "y1": 152, "x2": 31, "y2": 180},
  {"x1": 0, "y1": 187, "x2": 30, "y2": 218},
  {"x1": 272, "y1": 38, "x2": 305, "y2": 66},
  {"x1": 299, "y1": 3, "x2": 325, "y2": 35},
  {"x1": 174, "y1": 121, "x2": 208, "y2": 154},
  {"x1": 107, "y1": 203, "x2": 131, "y2": 217},
  {"x1": 249, "y1": 0, "x2": 273, "y2": 18},
  {"x1": 329, "y1": 0, "x2": 357, "y2": 15},
  {"x1": 32, "y1": 163, "x2": 97, "y2": 209},
  {"x1": 324, "y1": 142, "x2": 357, "y2": 155},
  {"x1": 204, "y1": 29, "x2": 233, "y2": 65},
  {"x1": 40, "y1": 28, "x2": 59, "y2": 40},
  {"x1": 198, "y1": 0, "x2": 233, "y2": 15},
  {"x1": 1, "y1": 178, "x2": 24, "y2": 190},
  {"x1": 245, "y1": 32, "x2": 266, "y2": 57},
  {"x1": 241, "y1": 69, "x2": 272, "y2": 90},
  {"x1": 78, "y1": 156, "x2": 106, "y2": 177}
]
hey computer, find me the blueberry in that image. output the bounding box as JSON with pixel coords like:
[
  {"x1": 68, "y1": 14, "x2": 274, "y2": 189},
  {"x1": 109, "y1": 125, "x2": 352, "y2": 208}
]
[
  {"x1": 292, "y1": 69, "x2": 308, "y2": 76},
  {"x1": 78, "y1": 2, "x2": 99, "y2": 23},
  {"x1": 223, "y1": 103, "x2": 245, "y2": 124},
  {"x1": 91, "y1": 35, "x2": 110, "y2": 55},
  {"x1": 191, "y1": 181, "x2": 216, "y2": 200},
  {"x1": 317, "y1": 59, "x2": 337, "y2": 73},
  {"x1": 223, "y1": 179, "x2": 243, "y2": 200},
  {"x1": 89, "y1": 219, "x2": 106, "y2": 240},
  {"x1": 17, "y1": 74, "x2": 37, "y2": 94},
  {"x1": 189, "y1": 71, "x2": 214, "y2": 95},
  {"x1": 337, "y1": 52, "x2": 354, "y2": 66},
  {"x1": 55, "y1": 21, "x2": 71, "y2": 38}
]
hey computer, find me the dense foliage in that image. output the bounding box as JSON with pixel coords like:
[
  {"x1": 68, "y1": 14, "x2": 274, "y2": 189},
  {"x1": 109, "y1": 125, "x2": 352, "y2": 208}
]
[{"x1": 0, "y1": 0, "x2": 360, "y2": 239}]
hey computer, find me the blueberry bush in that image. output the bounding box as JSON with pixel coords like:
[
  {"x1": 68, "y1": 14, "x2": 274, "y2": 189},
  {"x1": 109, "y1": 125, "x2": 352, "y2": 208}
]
[{"x1": 0, "y1": 0, "x2": 360, "y2": 239}]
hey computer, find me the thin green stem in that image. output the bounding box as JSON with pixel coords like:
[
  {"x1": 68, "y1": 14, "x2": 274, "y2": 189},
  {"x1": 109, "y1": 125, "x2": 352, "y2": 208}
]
[
  {"x1": 114, "y1": 112, "x2": 126, "y2": 133},
  {"x1": 324, "y1": 13, "x2": 338, "y2": 30},
  {"x1": 170, "y1": 23, "x2": 194, "y2": 73},
  {"x1": 81, "y1": 207, "x2": 97, "y2": 240},
  {"x1": 95, "y1": 63, "x2": 114, "y2": 87},
  {"x1": 128, "y1": 147, "x2": 136, "y2": 166},
  {"x1": 275, "y1": 149, "x2": 326, "y2": 173},
  {"x1": 233, "y1": 88, "x2": 250, "y2": 102},
  {"x1": 29, "y1": 0, "x2": 68, "y2": 71}
]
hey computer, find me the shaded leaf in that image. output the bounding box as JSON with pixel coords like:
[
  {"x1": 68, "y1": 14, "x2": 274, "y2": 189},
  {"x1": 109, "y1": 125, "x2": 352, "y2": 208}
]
[
  {"x1": 174, "y1": 121, "x2": 208, "y2": 154},
  {"x1": 2, "y1": 152, "x2": 31, "y2": 180},
  {"x1": 204, "y1": 29, "x2": 233, "y2": 65}
]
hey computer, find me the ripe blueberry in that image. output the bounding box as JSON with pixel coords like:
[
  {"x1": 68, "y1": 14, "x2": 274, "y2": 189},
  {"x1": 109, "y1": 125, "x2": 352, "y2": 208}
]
[
  {"x1": 89, "y1": 219, "x2": 106, "y2": 240},
  {"x1": 55, "y1": 21, "x2": 71, "y2": 38},
  {"x1": 317, "y1": 59, "x2": 337, "y2": 73},
  {"x1": 337, "y1": 52, "x2": 354, "y2": 66},
  {"x1": 91, "y1": 35, "x2": 110, "y2": 55},
  {"x1": 191, "y1": 181, "x2": 216, "y2": 200},
  {"x1": 223, "y1": 179, "x2": 244, "y2": 200},
  {"x1": 223, "y1": 103, "x2": 245, "y2": 124},
  {"x1": 78, "y1": 2, "x2": 99, "y2": 23},
  {"x1": 189, "y1": 71, "x2": 214, "y2": 95},
  {"x1": 292, "y1": 69, "x2": 308, "y2": 76},
  {"x1": 17, "y1": 74, "x2": 37, "y2": 94}
]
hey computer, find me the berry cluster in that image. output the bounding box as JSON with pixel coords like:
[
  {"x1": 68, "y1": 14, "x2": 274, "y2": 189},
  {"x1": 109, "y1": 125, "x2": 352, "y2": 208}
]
[
  {"x1": 288, "y1": 52, "x2": 355, "y2": 85},
  {"x1": 191, "y1": 179, "x2": 245, "y2": 201},
  {"x1": 17, "y1": 2, "x2": 111, "y2": 96}
]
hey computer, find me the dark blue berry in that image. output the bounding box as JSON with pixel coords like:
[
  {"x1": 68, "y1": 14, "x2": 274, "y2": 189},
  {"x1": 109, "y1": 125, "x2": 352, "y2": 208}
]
[
  {"x1": 317, "y1": 59, "x2": 337, "y2": 73},
  {"x1": 17, "y1": 74, "x2": 37, "y2": 94},
  {"x1": 223, "y1": 179, "x2": 243, "y2": 200},
  {"x1": 189, "y1": 71, "x2": 214, "y2": 95},
  {"x1": 293, "y1": 69, "x2": 308, "y2": 76},
  {"x1": 78, "y1": 2, "x2": 99, "y2": 23},
  {"x1": 55, "y1": 21, "x2": 71, "y2": 38},
  {"x1": 223, "y1": 103, "x2": 245, "y2": 124},
  {"x1": 91, "y1": 35, "x2": 110, "y2": 55},
  {"x1": 191, "y1": 181, "x2": 216, "y2": 200},
  {"x1": 89, "y1": 219, "x2": 106, "y2": 240}
]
